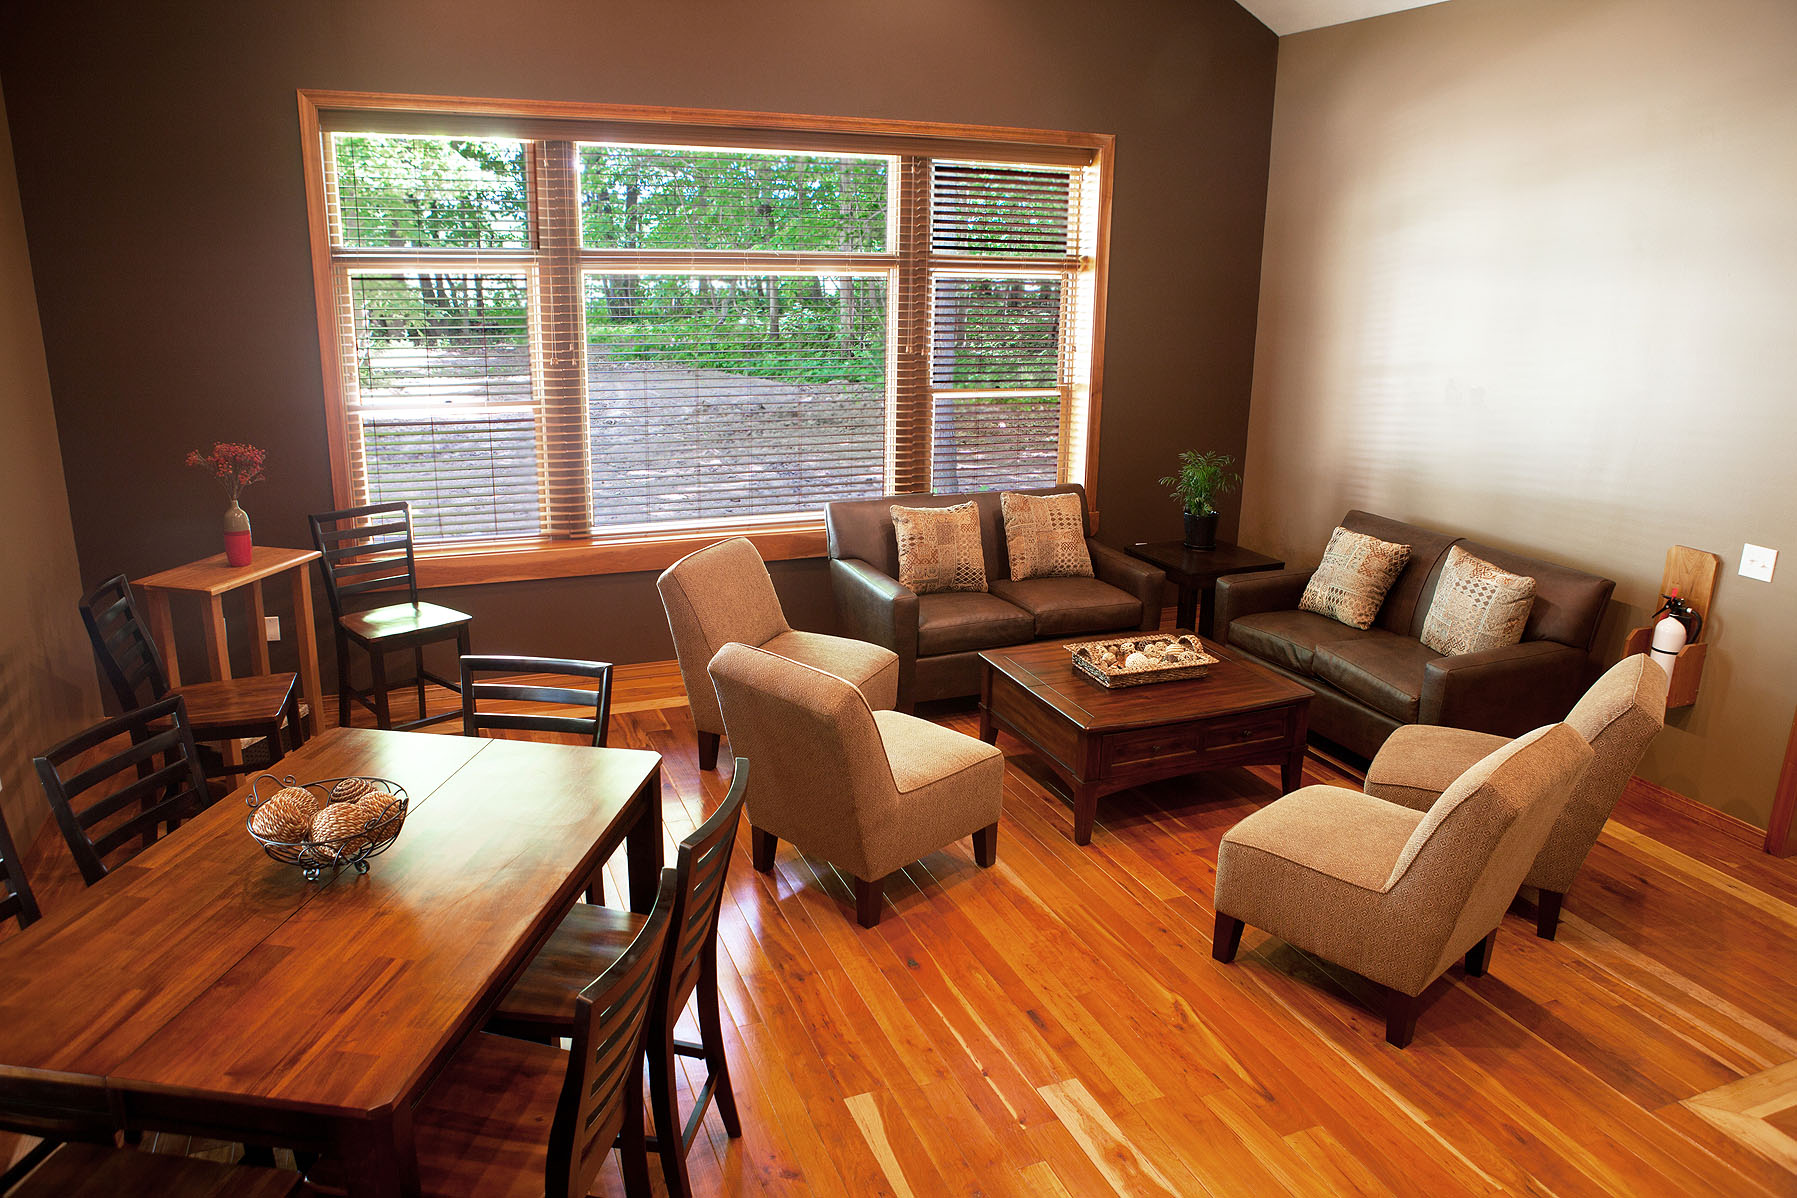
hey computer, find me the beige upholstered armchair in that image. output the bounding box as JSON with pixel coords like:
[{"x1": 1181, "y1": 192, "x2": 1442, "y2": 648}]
[
  {"x1": 657, "y1": 537, "x2": 899, "y2": 770},
  {"x1": 1213, "y1": 724, "x2": 1593, "y2": 1047},
  {"x1": 1364, "y1": 653, "x2": 1667, "y2": 939},
  {"x1": 708, "y1": 642, "x2": 1004, "y2": 927}
]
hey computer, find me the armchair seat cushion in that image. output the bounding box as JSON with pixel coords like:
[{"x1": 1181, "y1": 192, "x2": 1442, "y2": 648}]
[
  {"x1": 761, "y1": 630, "x2": 900, "y2": 711},
  {"x1": 870, "y1": 709, "x2": 1004, "y2": 878},
  {"x1": 916, "y1": 592, "x2": 1035, "y2": 656},
  {"x1": 1227, "y1": 609, "x2": 1367, "y2": 675},
  {"x1": 1364, "y1": 725, "x2": 1508, "y2": 812},
  {"x1": 988, "y1": 577, "x2": 1142, "y2": 638},
  {"x1": 874, "y1": 709, "x2": 1005, "y2": 794},
  {"x1": 1313, "y1": 633, "x2": 1442, "y2": 723}
]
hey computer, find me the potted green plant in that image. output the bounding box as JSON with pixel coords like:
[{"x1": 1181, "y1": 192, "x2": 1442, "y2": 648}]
[{"x1": 1159, "y1": 450, "x2": 1241, "y2": 550}]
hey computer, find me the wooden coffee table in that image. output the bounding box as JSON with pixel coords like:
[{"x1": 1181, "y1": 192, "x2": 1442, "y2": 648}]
[{"x1": 979, "y1": 636, "x2": 1312, "y2": 845}]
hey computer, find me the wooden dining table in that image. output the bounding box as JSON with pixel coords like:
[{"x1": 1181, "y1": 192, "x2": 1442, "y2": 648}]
[{"x1": 0, "y1": 726, "x2": 663, "y2": 1196}]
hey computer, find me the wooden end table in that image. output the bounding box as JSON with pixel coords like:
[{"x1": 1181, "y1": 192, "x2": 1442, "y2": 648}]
[
  {"x1": 136, "y1": 546, "x2": 325, "y2": 744},
  {"x1": 979, "y1": 637, "x2": 1312, "y2": 846},
  {"x1": 1125, "y1": 539, "x2": 1285, "y2": 636}
]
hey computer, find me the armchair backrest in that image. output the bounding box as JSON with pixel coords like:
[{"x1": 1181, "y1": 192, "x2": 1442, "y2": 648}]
[
  {"x1": 707, "y1": 642, "x2": 896, "y2": 878},
  {"x1": 825, "y1": 483, "x2": 1089, "y2": 584},
  {"x1": 1529, "y1": 653, "x2": 1667, "y2": 890},
  {"x1": 657, "y1": 538, "x2": 791, "y2": 733},
  {"x1": 1384, "y1": 723, "x2": 1592, "y2": 979}
]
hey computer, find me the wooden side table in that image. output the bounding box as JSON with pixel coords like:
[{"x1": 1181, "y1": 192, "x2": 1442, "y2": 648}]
[
  {"x1": 135, "y1": 547, "x2": 325, "y2": 742},
  {"x1": 1125, "y1": 540, "x2": 1286, "y2": 637}
]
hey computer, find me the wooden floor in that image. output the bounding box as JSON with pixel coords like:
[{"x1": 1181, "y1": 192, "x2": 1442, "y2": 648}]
[{"x1": 8, "y1": 660, "x2": 1797, "y2": 1196}]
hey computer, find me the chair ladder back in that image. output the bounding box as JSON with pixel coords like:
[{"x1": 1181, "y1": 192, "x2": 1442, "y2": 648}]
[
  {"x1": 308, "y1": 501, "x2": 421, "y2": 620},
  {"x1": 33, "y1": 696, "x2": 211, "y2": 886},
  {"x1": 78, "y1": 574, "x2": 170, "y2": 711},
  {"x1": 547, "y1": 868, "x2": 679, "y2": 1198},
  {"x1": 0, "y1": 806, "x2": 41, "y2": 931},
  {"x1": 662, "y1": 763, "x2": 748, "y2": 1015},
  {"x1": 459, "y1": 655, "x2": 615, "y2": 747}
]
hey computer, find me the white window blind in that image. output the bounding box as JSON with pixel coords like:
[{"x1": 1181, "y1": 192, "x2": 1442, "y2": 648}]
[{"x1": 309, "y1": 106, "x2": 1107, "y2": 550}]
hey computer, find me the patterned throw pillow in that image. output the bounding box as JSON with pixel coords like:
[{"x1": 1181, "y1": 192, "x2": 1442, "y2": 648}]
[
  {"x1": 1000, "y1": 492, "x2": 1093, "y2": 581},
  {"x1": 891, "y1": 502, "x2": 987, "y2": 594},
  {"x1": 1420, "y1": 545, "x2": 1537, "y2": 656},
  {"x1": 1298, "y1": 526, "x2": 1412, "y2": 630}
]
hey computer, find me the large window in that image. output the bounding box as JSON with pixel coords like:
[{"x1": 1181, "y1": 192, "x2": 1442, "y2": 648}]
[{"x1": 302, "y1": 94, "x2": 1111, "y2": 573}]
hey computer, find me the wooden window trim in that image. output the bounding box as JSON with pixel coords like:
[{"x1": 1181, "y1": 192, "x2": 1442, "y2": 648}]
[{"x1": 297, "y1": 90, "x2": 1113, "y2": 583}]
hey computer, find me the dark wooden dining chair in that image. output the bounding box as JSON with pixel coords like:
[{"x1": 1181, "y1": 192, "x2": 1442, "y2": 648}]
[
  {"x1": 459, "y1": 654, "x2": 615, "y2": 747},
  {"x1": 409, "y1": 868, "x2": 677, "y2": 1198},
  {"x1": 79, "y1": 574, "x2": 304, "y2": 782},
  {"x1": 489, "y1": 762, "x2": 747, "y2": 1198},
  {"x1": 33, "y1": 695, "x2": 213, "y2": 886},
  {"x1": 308, "y1": 501, "x2": 472, "y2": 731},
  {"x1": 0, "y1": 805, "x2": 41, "y2": 931},
  {"x1": 0, "y1": 1065, "x2": 301, "y2": 1197}
]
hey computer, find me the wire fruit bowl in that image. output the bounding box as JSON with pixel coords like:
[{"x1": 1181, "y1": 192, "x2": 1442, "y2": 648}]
[{"x1": 245, "y1": 774, "x2": 410, "y2": 881}]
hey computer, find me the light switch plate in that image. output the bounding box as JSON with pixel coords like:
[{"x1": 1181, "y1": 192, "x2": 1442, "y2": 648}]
[
  {"x1": 1740, "y1": 543, "x2": 1777, "y2": 583},
  {"x1": 264, "y1": 615, "x2": 282, "y2": 641}
]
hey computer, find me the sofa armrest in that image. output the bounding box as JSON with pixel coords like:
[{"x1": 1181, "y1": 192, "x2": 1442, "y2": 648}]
[
  {"x1": 1420, "y1": 641, "x2": 1588, "y2": 737},
  {"x1": 1212, "y1": 567, "x2": 1316, "y2": 648},
  {"x1": 1088, "y1": 541, "x2": 1166, "y2": 632},
  {"x1": 830, "y1": 558, "x2": 917, "y2": 654}
]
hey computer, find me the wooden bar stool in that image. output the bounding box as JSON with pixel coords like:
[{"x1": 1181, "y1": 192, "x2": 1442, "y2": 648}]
[
  {"x1": 80, "y1": 574, "x2": 304, "y2": 783},
  {"x1": 489, "y1": 765, "x2": 747, "y2": 1198},
  {"x1": 308, "y1": 501, "x2": 472, "y2": 731}
]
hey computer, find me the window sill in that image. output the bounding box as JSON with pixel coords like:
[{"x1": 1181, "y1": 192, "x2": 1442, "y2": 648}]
[{"x1": 414, "y1": 523, "x2": 829, "y2": 589}]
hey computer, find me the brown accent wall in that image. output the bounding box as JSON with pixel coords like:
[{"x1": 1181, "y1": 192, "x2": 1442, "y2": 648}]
[
  {"x1": 0, "y1": 82, "x2": 103, "y2": 850},
  {"x1": 0, "y1": 1, "x2": 1276, "y2": 684},
  {"x1": 1242, "y1": 0, "x2": 1797, "y2": 827}
]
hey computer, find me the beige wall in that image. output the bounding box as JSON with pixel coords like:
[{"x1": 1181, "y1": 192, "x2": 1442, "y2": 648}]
[
  {"x1": 0, "y1": 82, "x2": 101, "y2": 851},
  {"x1": 1243, "y1": 0, "x2": 1797, "y2": 827}
]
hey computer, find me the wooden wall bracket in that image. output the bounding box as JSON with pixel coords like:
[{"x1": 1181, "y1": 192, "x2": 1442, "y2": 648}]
[{"x1": 1620, "y1": 545, "x2": 1720, "y2": 709}]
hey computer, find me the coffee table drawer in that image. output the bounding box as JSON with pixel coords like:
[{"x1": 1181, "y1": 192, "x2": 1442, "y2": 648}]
[
  {"x1": 1102, "y1": 726, "x2": 1200, "y2": 771},
  {"x1": 1199, "y1": 710, "x2": 1290, "y2": 755}
]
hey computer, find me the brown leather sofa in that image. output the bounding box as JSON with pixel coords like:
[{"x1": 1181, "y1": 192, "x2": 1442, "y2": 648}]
[
  {"x1": 825, "y1": 484, "x2": 1165, "y2": 708},
  {"x1": 1212, "y1": 510, "x2": 1614, "y2": 760}
]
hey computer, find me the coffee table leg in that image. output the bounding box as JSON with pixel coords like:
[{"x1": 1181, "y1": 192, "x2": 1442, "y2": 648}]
[
  {"x1": 1178, "y1": 584, "x2": 1199, "y2": 633},
  {"x1": 978, "y1": 668, "x2": 997, "y2": 744},
  {"x1": 1282, "y1": 704, "x2": 1311, "y2": 793},
  {"x1": 1071, "y1": 783, "x2": 1098, "y2": 846}
]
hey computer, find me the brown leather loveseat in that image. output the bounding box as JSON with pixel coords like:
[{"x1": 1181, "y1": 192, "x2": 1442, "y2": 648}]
[
  {"x1": 1212, "y1": 510, "x2": 1615, "y2": 759},
  {"x1": 825, "y1": 484, "x2": 1165, "y2": 708}
]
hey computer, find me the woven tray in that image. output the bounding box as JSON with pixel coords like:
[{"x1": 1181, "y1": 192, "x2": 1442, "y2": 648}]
[{"x1": 1066, "y1": 634, "x2": 1217, "y2": 688}]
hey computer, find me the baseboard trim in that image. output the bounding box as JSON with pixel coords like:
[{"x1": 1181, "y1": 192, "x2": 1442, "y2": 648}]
[{"x1": 1629, "y1": 778, "x2": 1766, "y2": 849}]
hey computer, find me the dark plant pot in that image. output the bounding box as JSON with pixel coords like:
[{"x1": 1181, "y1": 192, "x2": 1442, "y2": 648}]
[{"x1": 1183, "y1": 512, "x2": 1219, "y2": 550}]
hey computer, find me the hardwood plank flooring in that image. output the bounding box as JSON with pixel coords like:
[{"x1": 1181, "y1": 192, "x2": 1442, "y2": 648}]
[{"x1": 5, "y1": 663, "x2": 1796, "y2": 1196}]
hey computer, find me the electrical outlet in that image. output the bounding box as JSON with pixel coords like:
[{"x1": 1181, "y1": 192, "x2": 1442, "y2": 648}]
[
  {"x1": 1740, "y1": 544, "x2": 1778, "y2": 583},
  {"x1": 264, "y1": 615, "x2": 282, "y2": 641}
]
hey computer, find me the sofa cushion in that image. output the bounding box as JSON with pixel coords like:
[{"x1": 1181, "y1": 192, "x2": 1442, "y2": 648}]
[
  {"x1": 999, "y1": 491, "x2": 1094, "y2": 581},
  {"x1": 1312, "y1": 632, "x2": 1442, "y2": 723},
  {"x1": 1420, "y1": 545, "x2": 1536, "y2": 656},
  {"x1": 989, "y1": 577, "x2": 1141, "y2": 638},
  {"x1": 1299, "y1": 526, "x2": 1412, "y2": 630},
  {"x1": 915, "y1": 592, "x2": 1035, "y2": 656},
  {"x1": 1227, "y1": 609, "x2": 1368, "y2": 676},
  {"x1": 892, "y1": 501, "x2": 987, "y2": 594}
]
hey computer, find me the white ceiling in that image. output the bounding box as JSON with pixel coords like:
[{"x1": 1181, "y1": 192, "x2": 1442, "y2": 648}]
[{"x1": 1235, "y1": 0, "x2": 1451, "y2": 36}]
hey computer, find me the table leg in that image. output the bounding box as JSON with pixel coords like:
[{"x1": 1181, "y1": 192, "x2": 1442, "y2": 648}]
[
  {"x1": 1177, "y1": 583, "x2": 1199, "y2": 633},
  {"x1": 247, "y1": 581, "x2": 272, "y2": 675},
  {"x1": 628, "y1": 768, "x2": 665, "y2": 914},
  {"x1": 143, "y1": 588, "x2": 181, "y2": 687},
  {"x1": 337, "y1": 1104, "x2": 421, "y2": 1198},
  {"x1": 1282, "y1": 703, "x2": 1311, "y2": 794},
  {"x1": 203, "y1": 594, "x2": 242, "y2": 769},
  {"x1": 978, "y1": 668, "x2": 996, "y2": 744},
  {"x1": 1071, "y1": 782, "x2": 1099, "y2": 847},
  {"x1": 290, "y1": 566, "x2": 323, "y2": 735}
]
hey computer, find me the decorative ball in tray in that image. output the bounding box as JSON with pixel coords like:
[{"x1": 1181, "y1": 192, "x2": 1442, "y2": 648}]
[
  {"x1": 245, "y1": 774, "x2": 410, "y2": 881},
  {"x1": 1066, "y1": 633, "x2": 1218, "y2": 688}
]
